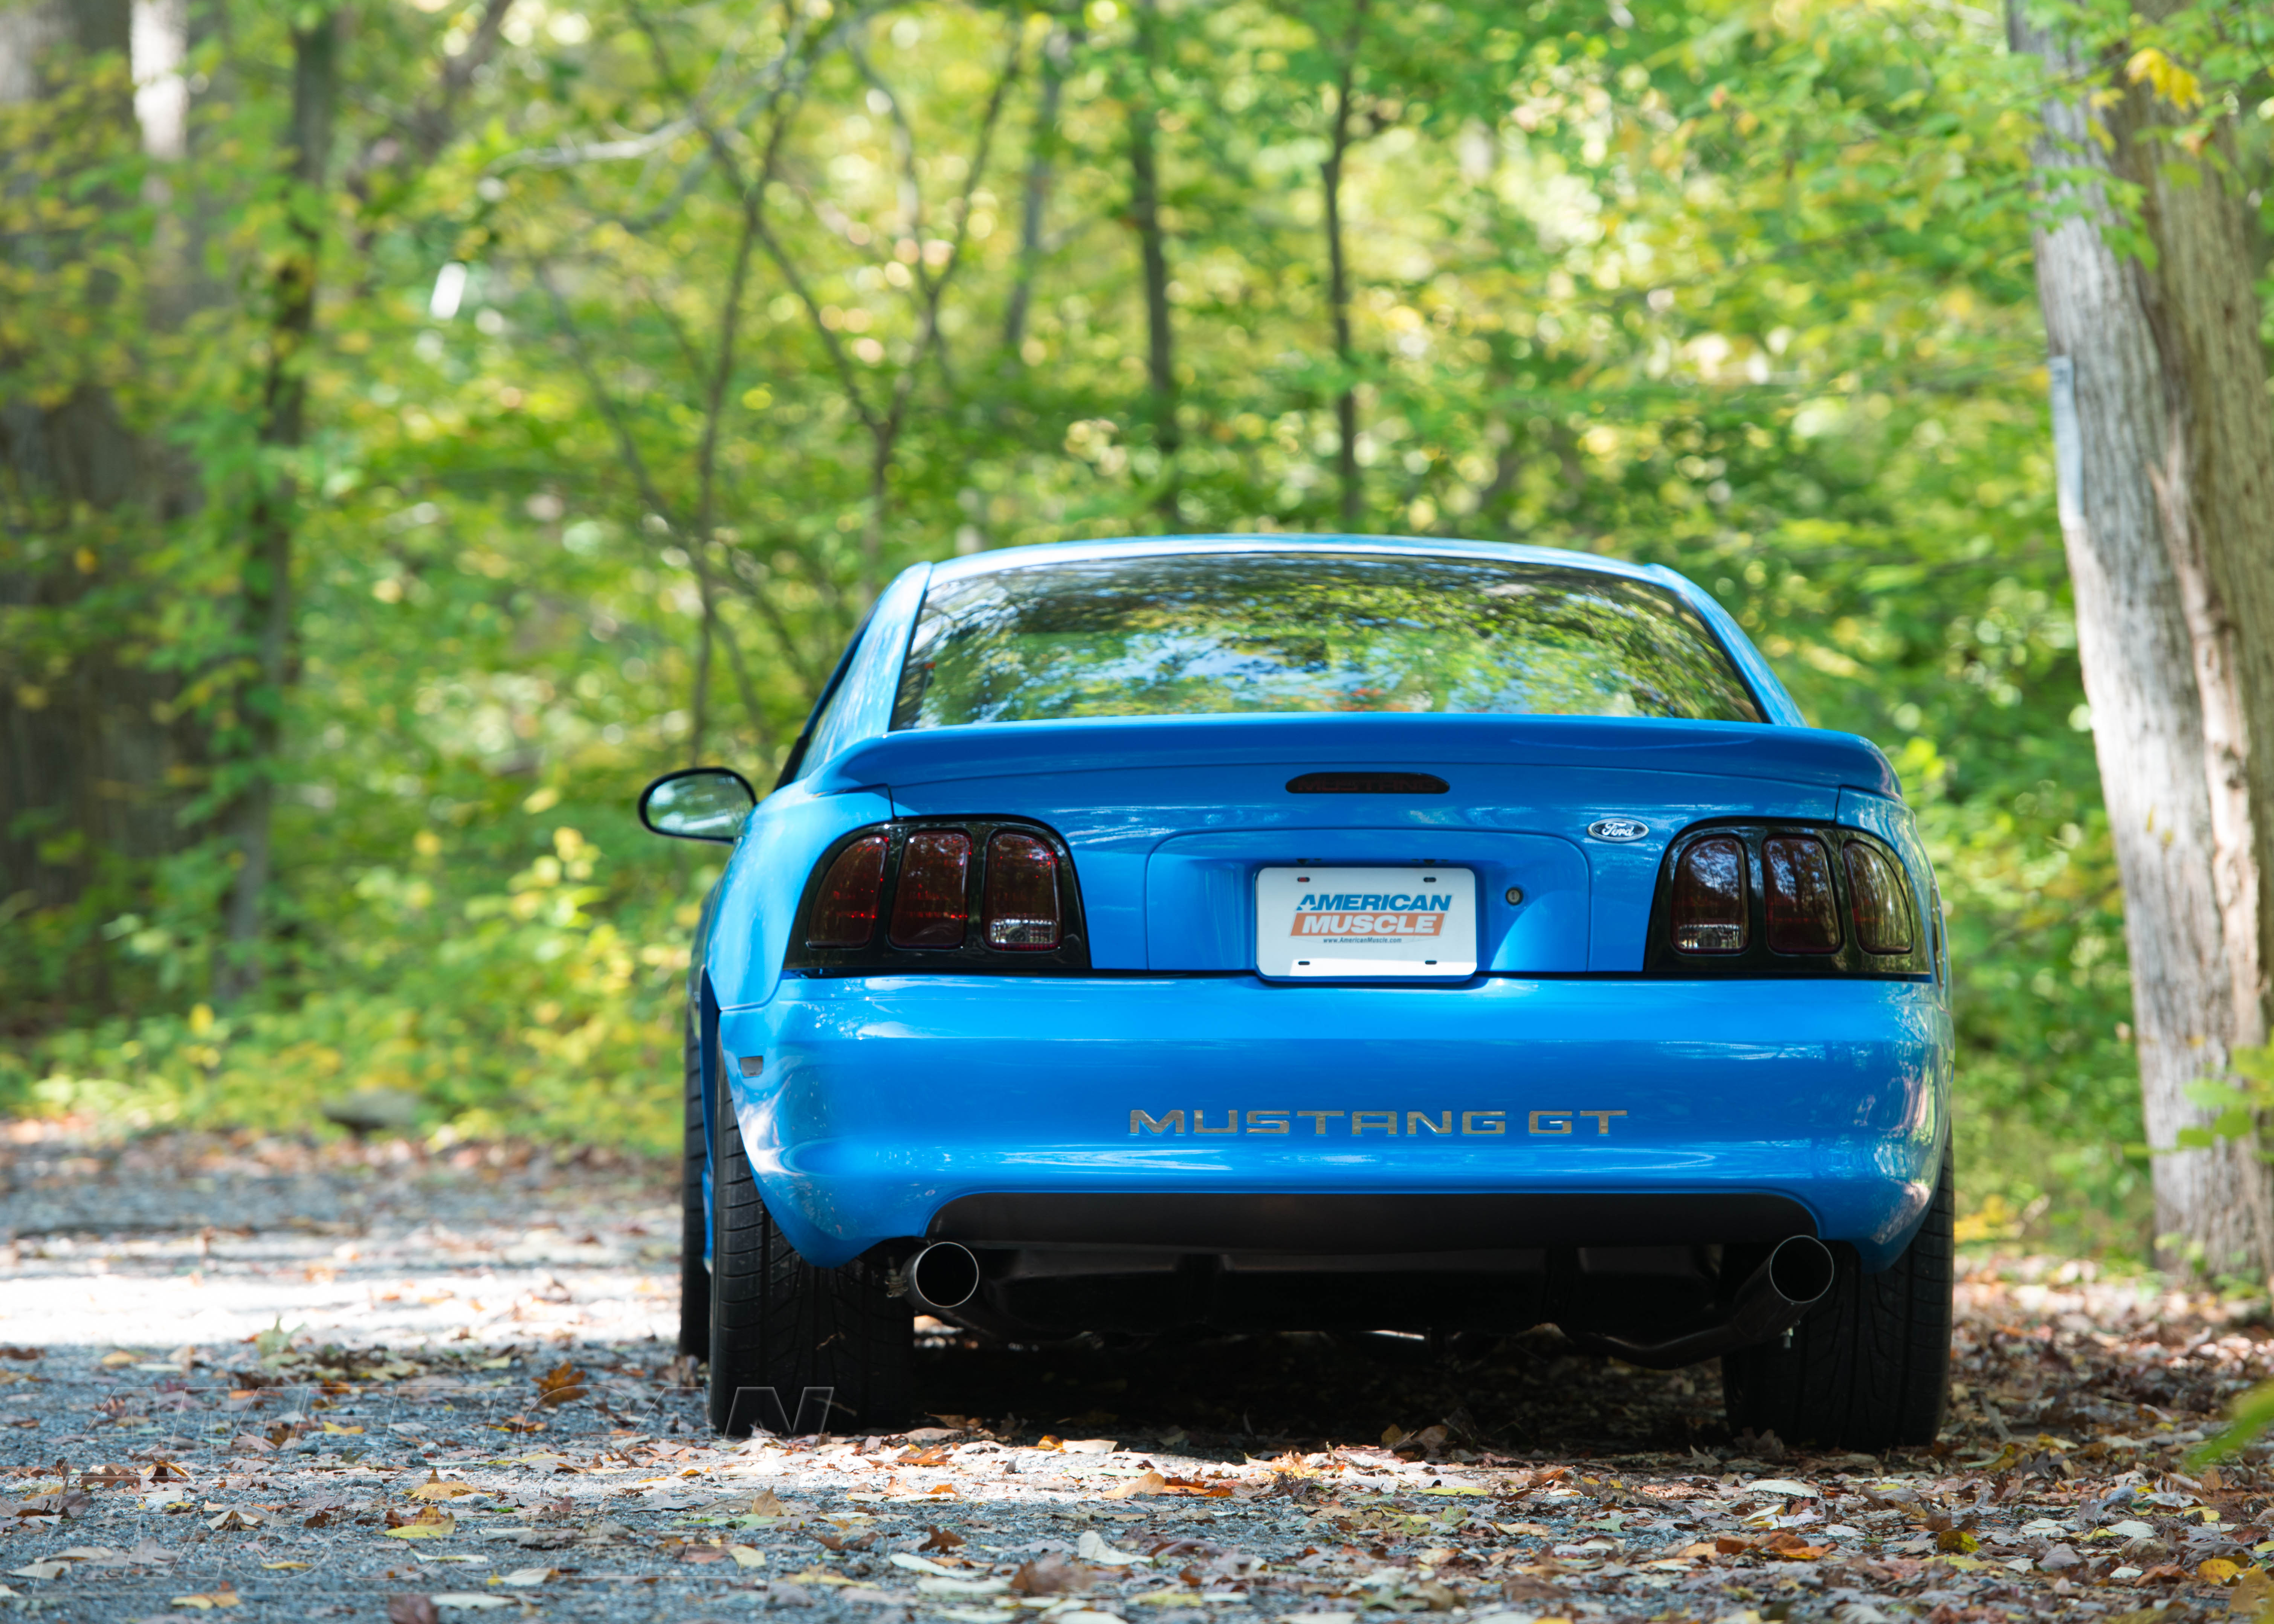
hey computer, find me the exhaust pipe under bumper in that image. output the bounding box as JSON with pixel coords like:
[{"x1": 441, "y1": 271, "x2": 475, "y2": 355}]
[
  {"x1": 1564, "y1": 1235, "x2": 1837, "y2": 1371},
  {"x1": 903, "y1": 1241, "x2": 982, "y2": 1314}
]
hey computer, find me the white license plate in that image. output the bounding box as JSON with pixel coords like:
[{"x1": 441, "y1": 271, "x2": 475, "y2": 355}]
[{"x1": 1254, "y1": 866, "x2": 1478, "y2": 980}]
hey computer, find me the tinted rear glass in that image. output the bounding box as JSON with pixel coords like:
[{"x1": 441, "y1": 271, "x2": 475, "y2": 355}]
[{"x1": 890, "y1": 552, "x2": 1762, "y2": 729}]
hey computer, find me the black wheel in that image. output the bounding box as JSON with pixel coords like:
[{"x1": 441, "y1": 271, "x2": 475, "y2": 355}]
[
  {"x1": 1722, "y1": 1139, "x2": 1953, "y2": 1450},
  {"x1": 709, "y1": 1044, "x2": 912, "y2": 1435},
  {"x1": 677, "y1": 1015, "x2": 710, "y2": 1358}
]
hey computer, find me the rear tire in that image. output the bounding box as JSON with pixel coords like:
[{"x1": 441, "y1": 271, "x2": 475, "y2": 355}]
[
  {"x1": 677, "y1": 1017, "x2": 710, "y2": 1358},
  {"x1": 708, "y1": 1045, "x2": 912, "y2": 1435},
  {"x1": 1721, "y1": 1140, "x2": 1952, "y2": 1450}
]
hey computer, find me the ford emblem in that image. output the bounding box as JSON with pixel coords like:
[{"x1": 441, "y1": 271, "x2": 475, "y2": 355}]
[{"x1": 1587, "y1": 818, "x2": 1651, "y2": 843}]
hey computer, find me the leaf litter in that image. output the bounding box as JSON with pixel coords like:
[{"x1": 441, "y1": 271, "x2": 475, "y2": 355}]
[{"x1": 15, "y1": 1139, "x2": 2274, "y2": 1621}]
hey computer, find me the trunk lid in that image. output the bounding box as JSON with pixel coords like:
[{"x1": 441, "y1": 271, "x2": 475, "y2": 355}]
[{"x1": 817, "y1": 713, "x2": 1895, "y2": 973}]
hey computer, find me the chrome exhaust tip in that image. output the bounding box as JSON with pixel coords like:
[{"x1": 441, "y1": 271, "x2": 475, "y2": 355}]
[
  {"x1": 1764, "y1": 1234, "x2": 1836, "y2": 1309},
  {"x1": 906, "y1": 1241, "x2": 980, "y2": 1313}
]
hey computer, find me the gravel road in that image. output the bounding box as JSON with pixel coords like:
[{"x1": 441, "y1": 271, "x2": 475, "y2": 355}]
[{"x1": 3, "y1": 1125, "x2": 2270, "y2": 1622}]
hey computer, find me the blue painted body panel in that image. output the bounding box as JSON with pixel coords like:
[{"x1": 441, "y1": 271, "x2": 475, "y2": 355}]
[
  {"x1": 688, "y1": 535, "x2": 1952, "y2": 1285},
  {"x1": 717, "y1": 975, "x2": 1949, "y2": 1273}
]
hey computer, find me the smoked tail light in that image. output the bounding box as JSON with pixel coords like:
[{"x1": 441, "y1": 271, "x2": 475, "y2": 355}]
[
  {"x1": 1844, "y1": 841, "x2": 1915, "y2": 954},
  {"x1": 805, "y1": 833, "x2": 889, "y2": 948},
  {"x1": 1671, "y1": 835, "x2": 1748, "y2": 953},
  {"x1": 1651, "y1": 823, "x2": 1928, "y2": 978},
  {"x1": 889, "y1": 830, "x2": 972, "y2": 948},
  {"x1": 1763, "y1": 834, "x2": 1841, "y2": 954},
  {"x1": 790, "y1": 819, "x2": 1087, "y2": 972},
  {"x1": 983, "y1": 830, "x2": 1062, "y2": 949}
]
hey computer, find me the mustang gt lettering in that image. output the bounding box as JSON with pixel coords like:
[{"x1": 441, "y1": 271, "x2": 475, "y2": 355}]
[
  {"x1": 1127, "y1": 1108, "x2": 1627, "y2": 1136},
  {"x1": 638, "y1": 533, "x2": 1955, "y2": 1453}
]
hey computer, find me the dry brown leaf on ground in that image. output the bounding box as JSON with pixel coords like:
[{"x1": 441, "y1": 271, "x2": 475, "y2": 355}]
[
  {"x1": 169, "y1": 1584, "x2": 241, "y2": 1610},
  {"x1": 1106, "y1": 1470, "x2": 1168, "y2": 1499},
  {"x1": 1008, "y1": 1554, "x2": 1098, "y2": 1595},
  {"x1": 384, "y1": 1598, "x2": 438, "y2": 1624},
  {"x1": 921, "y1": 1525, "x2": 966, "y2": 1551},
  {"x1": 534, "y1": 1362, "x2": 588, "y2": 1406},
  {"x1": 383, "y1": 1510, "x2": 456, "y2": 1540},
  {"x1": 407, "y1": 1472, "x2": 480, "y2": 1502}
]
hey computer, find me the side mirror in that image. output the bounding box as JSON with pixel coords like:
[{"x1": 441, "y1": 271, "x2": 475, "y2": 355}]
[{"x1": 638, "y1": 767, "x2": 757, "y2": 843}]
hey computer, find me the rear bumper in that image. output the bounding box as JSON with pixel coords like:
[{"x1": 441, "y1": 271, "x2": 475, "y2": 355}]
[{"x1": 718, "y1": 973, "x2": 1950, "y2": 1272}]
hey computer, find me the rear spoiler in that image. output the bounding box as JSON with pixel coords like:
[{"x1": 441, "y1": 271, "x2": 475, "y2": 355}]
[{"x1": 813, "y1": 713, "x2": 1901, "y2": 798}]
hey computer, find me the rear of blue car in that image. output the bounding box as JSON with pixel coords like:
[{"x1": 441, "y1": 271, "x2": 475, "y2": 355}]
[{"x1": 644, "y1": 539, "x2": 1953, "y2": 1447}]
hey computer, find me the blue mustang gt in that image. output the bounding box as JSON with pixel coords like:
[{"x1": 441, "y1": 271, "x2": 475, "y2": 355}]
[{"x1": 638, "y1": 536, "x2": 1953, "y2": 1448}]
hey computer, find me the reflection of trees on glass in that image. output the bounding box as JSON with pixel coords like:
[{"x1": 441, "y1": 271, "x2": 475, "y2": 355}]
[{"x1": 889, "y1": 553, "x2": 1763, "y2": 730}]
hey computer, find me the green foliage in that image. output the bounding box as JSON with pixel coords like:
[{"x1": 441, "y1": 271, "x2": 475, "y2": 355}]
[{"x1": 6, "y1": 0, "x2": 2253, "y2": 1219}]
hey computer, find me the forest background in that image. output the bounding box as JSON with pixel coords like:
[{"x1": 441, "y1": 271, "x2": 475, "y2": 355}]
[{"x1": 3, "y1": 0, "x2": 2248, "y2": 1259}]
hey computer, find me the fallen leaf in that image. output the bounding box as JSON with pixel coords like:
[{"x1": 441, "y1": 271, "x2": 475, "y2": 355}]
[
  {"x1": 1745, "y1": 1478, "x2": 1817, "y2": 1499},
  {"x1": 498, "y1": 1567, "x2": 554, "y2": 1585},
  {"x1": 429, "y1": 1597, "x2": 511, "y2": 1610},
  {"x1": 1936, "y1": 1529, "x2": 1979, "y2": 1554},
  {"x1": 918, "y1": 1574, "x2": 1012, "y2": 1596},
  {"x1": 80, "y1": 1465, "x2": 138, "y2": 1490},
  {"x1": 2200, "y1": 1557, "x2": 2242, "y2": 1585},
  {"x1": 1107, "y1": 1470, "x2": 1168, "y2": 1499},
  {"x1": 728, "y1": 1546, "x2": 766, "y2": 1568},
  {"x1": 534, "y1": 1362, "x2": 588, "y2": 1407},
  {"x1": 1076, "y1": 1531, "x2": 1144, "y2": 1566},
  {"x1": 0, "y1": 1346, "x2": 42, "y2": 1360},
  {"x1": 1009, "y1": 1555, "x2": 1099, "y2": 1596},
  {"x1": 8, "y1": 1561, "x2": 65, "y2": 1581},
  {"x1": 205, "y1": 1509, "x2": 263, "y2": 1531},
  {"x1": 321, "y1": 1422, "x2": 363, "y2": 1435},
  {"x1": 922, "y1": 1525, "x2": 967, "y2": 1552},
  {"x1": 170, "y1": 1586, "x2": 241, "y2": 1610},
  {"x1": 747, "y1": 1489, "x2": 793, "y2": 1516},
  {"x1": 408, "y1": 1473, "x2": 480, "y2": 1502},
  {"x1": 385, "y1": 1511, "x2": 458, "y2": 1540},
  {"x1": 386, "y1": 1600, "x2": 439, "y2": 1624},
  {"x1": 226, "y1": 1435, "x2": 275, "y2": 1455},
  {"x1": 98, "y1": 1351, "x2": 137, "y2": 1368},
  {"x1": 1762, "y1": 1530, "x2": 1833, "y2": 1561}
]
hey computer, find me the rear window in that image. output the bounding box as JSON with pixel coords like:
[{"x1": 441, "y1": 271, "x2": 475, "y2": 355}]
[{"x1": 889, "y1": 552, "x2": 1762, "y2": 730}]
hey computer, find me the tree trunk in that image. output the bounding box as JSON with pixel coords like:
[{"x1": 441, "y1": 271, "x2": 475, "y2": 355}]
[
  {"x1": 1320, "y1": 0, "x2": 1367, "y2": 533},
  {"x1": 1125, "y1": 0, "x2": 1176, "y2": 524},
  {"x1": 1002, "y1": 20, "x2": 1071, "y2": 358},
  {"x1": 215, "y1": 10, "x2": 337, "y2": 1001},
  {"x1": 0, "y1": 0, "x2": 207, "y2": 952},
  {"x1": 2010, "y1": 4, "x2": 2274, "y2": 1276}
]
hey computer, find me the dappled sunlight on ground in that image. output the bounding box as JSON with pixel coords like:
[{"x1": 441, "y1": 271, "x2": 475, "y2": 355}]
[{"x1": 2, "y1": 1133, "x2": 2270, "y2": 1620}]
